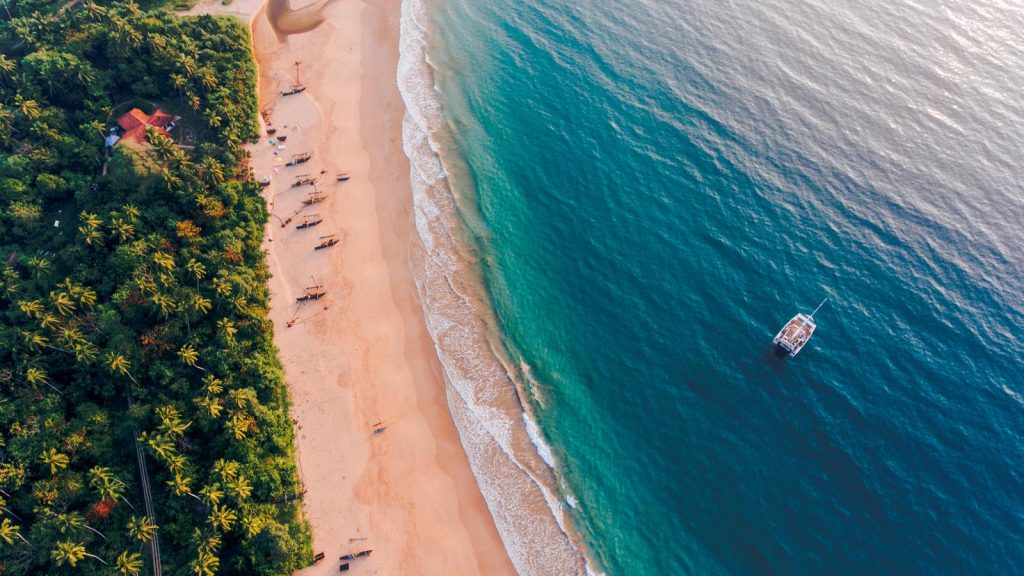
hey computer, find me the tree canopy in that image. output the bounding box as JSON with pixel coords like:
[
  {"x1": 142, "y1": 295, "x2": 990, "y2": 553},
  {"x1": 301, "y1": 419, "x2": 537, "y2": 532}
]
[{"x1": 1, "y1": 2, "x2": 312, "y2": 574}]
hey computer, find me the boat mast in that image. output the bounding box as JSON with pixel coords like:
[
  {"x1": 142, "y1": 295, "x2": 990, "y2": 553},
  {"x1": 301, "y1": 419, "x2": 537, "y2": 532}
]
[{"x1": 811, "y1": 297, "x2": 828, "y2": 317}]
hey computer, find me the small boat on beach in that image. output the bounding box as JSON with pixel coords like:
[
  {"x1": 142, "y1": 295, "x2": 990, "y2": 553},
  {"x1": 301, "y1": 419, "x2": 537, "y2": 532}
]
[
  {"x1": 286, "y1": 152, "x2": 312, "y2": 166},
  {"x1": 291, "y1": 174, "x2": 316, "y2": 188},
  {"x1": 302, "y1": 191, "x2": 326, "y2": 205},
  {"x1": 315, "y1": 234, "x2": 338, "y2": 250},
  {"x1": 773, "y1": 298, "x2": 828, "y2": 357},
  {"x1": 297, "y1": 277, "x2": 325, "y2": 302},
  {"x1": 296, "y1": 214, "x2": 322, "y2": 229},
  {"x1": 282, "y1": 62, "x2": 306, "y2": 96},
  {"x1": 335, "y1": 173, "x2": 350, "y2": 182}
]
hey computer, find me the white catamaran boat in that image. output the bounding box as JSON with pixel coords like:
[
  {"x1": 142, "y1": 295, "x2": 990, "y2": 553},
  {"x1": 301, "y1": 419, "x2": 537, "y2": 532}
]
[{"x1": 773, "y1": 298, "x2": 828, "y2": 357}]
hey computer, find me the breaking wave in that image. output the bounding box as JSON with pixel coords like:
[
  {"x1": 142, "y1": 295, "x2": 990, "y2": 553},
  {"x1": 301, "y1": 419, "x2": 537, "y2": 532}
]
[{"x1": 397, "y1": 0, "x2": 595, "y2": 573}]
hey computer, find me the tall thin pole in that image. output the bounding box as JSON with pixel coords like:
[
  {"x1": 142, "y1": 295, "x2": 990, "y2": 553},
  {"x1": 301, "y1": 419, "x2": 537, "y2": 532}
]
[{"x1": 811, "y1": 297, "x2": 828, "y2": 317}]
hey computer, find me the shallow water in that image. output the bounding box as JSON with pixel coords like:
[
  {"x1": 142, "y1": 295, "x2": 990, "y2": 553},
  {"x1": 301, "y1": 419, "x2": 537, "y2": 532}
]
[{"x1": 413, "y1": 0, "x2": 1024, "y2": 573}]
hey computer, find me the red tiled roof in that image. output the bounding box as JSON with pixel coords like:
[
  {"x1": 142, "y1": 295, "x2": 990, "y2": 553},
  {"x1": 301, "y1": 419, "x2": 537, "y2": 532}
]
[
  {"x1": 117, "y1": 108, "x2": 149, "y2": 132},
  {"x1": 115, "y1": 108, "x2": 175, "y2": 145},
  {"x1": 148, "y1": 110, "x2": 175, "y2": 129}
]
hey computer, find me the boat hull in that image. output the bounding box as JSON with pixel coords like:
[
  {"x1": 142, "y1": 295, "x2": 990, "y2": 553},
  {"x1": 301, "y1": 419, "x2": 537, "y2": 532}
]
[{"x1": 772, "y1": 313, "x2": 817, "y2": 357}]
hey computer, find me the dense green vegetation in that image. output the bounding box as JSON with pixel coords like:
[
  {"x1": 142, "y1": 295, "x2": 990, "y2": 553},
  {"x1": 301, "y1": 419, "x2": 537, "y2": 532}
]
[{"x1": 0, "y1": 2, "x2": 312, "y2": 575}]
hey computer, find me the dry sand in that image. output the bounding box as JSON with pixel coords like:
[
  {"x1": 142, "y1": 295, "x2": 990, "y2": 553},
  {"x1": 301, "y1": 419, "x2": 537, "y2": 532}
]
[{"x1": 190, "y1": 0, "x2": 517, "y2": 573}]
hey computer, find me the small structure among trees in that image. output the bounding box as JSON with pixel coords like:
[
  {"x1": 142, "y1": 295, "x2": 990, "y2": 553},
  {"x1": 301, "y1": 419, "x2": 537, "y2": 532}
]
[{"x1": 113, "y1": 107, "x2": 179, "y2": 146}]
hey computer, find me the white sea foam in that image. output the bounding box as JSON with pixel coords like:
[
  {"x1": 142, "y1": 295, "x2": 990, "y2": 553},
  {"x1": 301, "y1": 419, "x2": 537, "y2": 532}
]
[{"x1": 397, "y1": 0, "x2": 594, "y2": 573}]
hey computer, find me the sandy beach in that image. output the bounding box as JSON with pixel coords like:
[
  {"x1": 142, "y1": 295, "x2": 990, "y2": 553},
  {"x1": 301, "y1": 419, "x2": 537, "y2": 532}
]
[{"x1": 188, "y1": 0, "x2": 517, "y2": 573}]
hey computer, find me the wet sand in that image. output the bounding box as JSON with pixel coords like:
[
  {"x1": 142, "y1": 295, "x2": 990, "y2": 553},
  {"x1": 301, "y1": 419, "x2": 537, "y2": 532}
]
[{"x1": 188, "y1": 0, "x2": 517, "y2": 573}]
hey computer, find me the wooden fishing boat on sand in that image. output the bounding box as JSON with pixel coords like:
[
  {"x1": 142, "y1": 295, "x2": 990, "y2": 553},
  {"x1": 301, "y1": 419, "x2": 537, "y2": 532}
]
[
  {"x1": 286, "y1": 152, "x2": 312, "y2": 166},
  {"x1": 296, "y1": 281, "x2": 326, "y2": 302},
  {"x1": 302, "y1": 191, "x2": 326, "y2": 205},
  {"x1": 296, "y1": 214, "x2": 322, "y2": 229},
  {"x1": 335, "y1": 173, "x2": 351, "y2": 182},
  {"x1": 315, "y1": 234, "x2": 338, "y2": 250},
  {"x1": 291, "y1": 174, "x2": 316, "y2": 188},
  {"x1": 282, "y1": 62, "x2": 306, "y2": 96},
  {"x1": 773, "y1": 298, "x2": 828, "y2": 357}
]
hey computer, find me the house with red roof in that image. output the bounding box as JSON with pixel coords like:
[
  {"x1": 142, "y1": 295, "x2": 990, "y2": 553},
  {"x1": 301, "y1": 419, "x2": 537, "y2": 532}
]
[{"x1": 110, "y1": 108, "x2": 178, "y2": 146}]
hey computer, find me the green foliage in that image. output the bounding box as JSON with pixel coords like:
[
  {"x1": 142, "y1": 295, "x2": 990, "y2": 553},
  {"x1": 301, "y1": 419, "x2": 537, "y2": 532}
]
[{"x1": 0, "y1": 2, "x2": 311, "y2": 575}]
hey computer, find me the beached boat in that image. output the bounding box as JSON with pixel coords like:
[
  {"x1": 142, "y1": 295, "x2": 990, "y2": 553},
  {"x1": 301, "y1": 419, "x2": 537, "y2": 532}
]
[
  {"x1": 315, "y1": 234, "x2": 338, "y2": 250},
  {"x1": 296, "y1": 214, "x2": 322, "y2": 229},
  {"x1": 773, "y1": 298, "x2": 827, "y2": 357},
  {"x1": 291, "y1": 174, "x2": 316, "y2": 187},
  {"x1": 335, "y1": 173, "x2": 351, "y2": 182},
  {"x1": 296, "y1": 286, "x2": 325, "y2": 302},
  {"x1": 302, "y1": 191, "x2": 326, "y2": 205},
  {"x1": 282, "y1": 62, "x2": 306, "y2": 96},
  {"x1": 286, "y1": 152, "x2": 312, "y2": 166}
]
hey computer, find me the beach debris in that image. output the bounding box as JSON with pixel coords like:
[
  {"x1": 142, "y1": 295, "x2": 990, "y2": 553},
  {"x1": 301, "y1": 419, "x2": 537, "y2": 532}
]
[
  {"x1": 282, "y1": 61, "x2": 307, "y2": 96},
  {"x1": 315, "y1": 234, "x2": 339, "y2": 250},
  {"x1": 296, "y1": 213, "x2": 322, "y2": 229},
  {"x1": 286, "y1": 152, "x2": 312, "y2": 166}
]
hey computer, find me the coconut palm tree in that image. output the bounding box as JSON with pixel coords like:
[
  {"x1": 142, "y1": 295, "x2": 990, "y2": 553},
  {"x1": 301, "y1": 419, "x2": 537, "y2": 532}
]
[
  {"x1": 51, "y1": 540, "x2": 107, "y2": 566},
  {"x1": 115, "y1": 550, "x2": 143, "y2": 576},
  {"x1": 41, "y1": 448, "x2": 69, "y2": 475},
  {"x1": 126, "y1": 516, "x2": 158, "y2": 543},
  {"x1": 191, "y1": 548, "x2": 219, "y2": 576},
  {"x1": 207, "y1": 504, "x2": 236, "y2": 532},
  {"x1": 0, "y1": 518, "x2": 31, "y2": 546}
]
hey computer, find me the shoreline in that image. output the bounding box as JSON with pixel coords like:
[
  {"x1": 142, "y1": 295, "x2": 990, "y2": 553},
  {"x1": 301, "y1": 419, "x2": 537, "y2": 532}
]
[
  {"x1": 398, "y1": 0, "x2": 596, "y2": 573},
  {"x1": 190, "y1": 0, "x2": 517, "y2": 573}
]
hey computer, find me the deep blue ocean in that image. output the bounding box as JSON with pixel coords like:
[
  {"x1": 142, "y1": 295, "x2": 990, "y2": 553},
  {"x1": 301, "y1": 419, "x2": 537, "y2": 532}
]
[{"x1": 423, "y1": 0, "x2": 1024, "y2": 573}]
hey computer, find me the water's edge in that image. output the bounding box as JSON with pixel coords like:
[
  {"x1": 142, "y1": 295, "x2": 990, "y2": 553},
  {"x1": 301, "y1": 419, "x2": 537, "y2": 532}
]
[{"x1": 396, "y1": 0, "x2": 595, "y2": 573}]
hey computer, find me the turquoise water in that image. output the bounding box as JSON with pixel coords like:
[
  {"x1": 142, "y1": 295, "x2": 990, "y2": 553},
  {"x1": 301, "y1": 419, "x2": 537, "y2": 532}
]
[{"x1": 421, "y1": 0, "x2": 1024, "y2": 573}]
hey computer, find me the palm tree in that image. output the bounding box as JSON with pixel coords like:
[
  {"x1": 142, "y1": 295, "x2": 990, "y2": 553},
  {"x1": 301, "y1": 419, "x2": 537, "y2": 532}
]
[
  {"x1": 199, "y1": 484, "x2": 224, "y2": 507},
  {"x1": 51, "y1": 540, "x2": 107, "y2": 567},
  {"x1": 191, "y1": 548, "x2": 220, "y2": 576},
  {"x1": 14, "y1": 95, "x2": 40, "y2": 120},
  {"x1": 178, "y1": 344, "x2": 204, "y2": 371},
  {"x1": 24, "y1": 256, "x2": 51, "y2": 280},
  {"x1": 155, "y1": 406, "x2": 192, "y2": 438},
  {"x1": 0, "y1": 54, "x2": 15, "y2": 78},
  {"x1": 83, "y1": 1, "x2": 106, "y2": 21},
  {"x1": 186, "y1": 259, "x2": 206, "y2": 283},
  {"x1": 88, "y1": 466, "x2": 132, "y2": 507},
  {"x1": 51, "y1": 511, "x2": 107, "y2": 541},
  {"x1": 115, "y1": 550, "x2": 143, "y2": 576},
  {"x1": 0, "y1": 518, "x2": 31, "y2": 546},
  {"x1": 225, "y1": 475, "x2": 252, "y2": 501},
  {"x1": 167, "y1": 474, "x2": 203, "y2": 503},
  {"x1": 240, "y1": 514, "x2": 264, "y2": 538},
  {"x1": 207, "y1": 504, "x2": 236, "y2": 532},
  {"x1": 216, "y1": 318, "x2": 237, "y2": 344},
  {"x1": 126, "y1": 516, "x2": 158, "y2": 543},
  {"x1": 41, "y1": 448, "x2": 70, "y2": 475}
]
